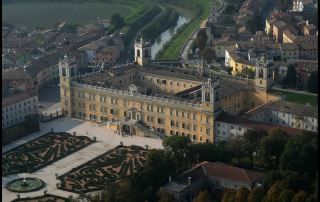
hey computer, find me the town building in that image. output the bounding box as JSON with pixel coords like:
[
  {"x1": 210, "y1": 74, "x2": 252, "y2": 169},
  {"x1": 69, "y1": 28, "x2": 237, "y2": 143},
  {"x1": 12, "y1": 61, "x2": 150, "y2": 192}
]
[
  {"x1": 215, "y1": 112, "x2": 304, "y2": 142},
  {"x1": 2, "y1": 90, "x2": 38, "y2": 129},
  {"x1": 161, "y1": 161, "x2": 264, "y2": 202},
  {"x1": 244, "y1": 100, "x2": 318, "y2": 132}
]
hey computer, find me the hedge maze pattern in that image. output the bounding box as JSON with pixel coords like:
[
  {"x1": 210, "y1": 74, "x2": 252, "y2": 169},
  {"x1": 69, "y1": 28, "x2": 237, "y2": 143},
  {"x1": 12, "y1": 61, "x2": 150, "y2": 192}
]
[
  {"x1": 2, "y1": 132, "x2": 94, "y2": 176},
  {"x1": 10, "y1": 194, "x2": 66, "y2": 202},
  {"x1": 58, "y1": 145, "x2": 148, "y2": 193}
]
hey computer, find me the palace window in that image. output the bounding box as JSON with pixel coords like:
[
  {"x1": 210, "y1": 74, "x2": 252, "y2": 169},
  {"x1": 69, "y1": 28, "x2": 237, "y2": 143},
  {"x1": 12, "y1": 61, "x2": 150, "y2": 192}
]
[
  {"x1": 176, "y1": 122, "x2": 179, "y2": 127},
  {"x1": 158, "y1": 118, "x2": 164, "y2": 124},
  {"x1": 171, "y1": 121, "x2": 174, "y2": 127}
]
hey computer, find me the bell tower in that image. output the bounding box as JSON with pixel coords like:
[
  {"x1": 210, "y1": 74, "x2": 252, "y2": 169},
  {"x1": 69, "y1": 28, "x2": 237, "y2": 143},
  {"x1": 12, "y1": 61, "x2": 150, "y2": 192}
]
[
  {"x1": 134, "y1": 36, "x2": 151, "y2": 67},
  {"x1": 254, "y1": 56, "x2": 274, "y2": 91},
  {"x1": 201, "y1": 76, "x2": 222, "y2": 107},
  {"x1": 59, "y1": 54, "x2": 78, "y2": 117}
]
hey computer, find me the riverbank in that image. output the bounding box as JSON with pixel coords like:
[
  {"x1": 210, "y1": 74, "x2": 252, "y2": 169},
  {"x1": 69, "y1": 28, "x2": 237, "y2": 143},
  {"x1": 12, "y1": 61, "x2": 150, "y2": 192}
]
[{"x1": 157, "y1": 0, "x2": 219, "y2": 60}]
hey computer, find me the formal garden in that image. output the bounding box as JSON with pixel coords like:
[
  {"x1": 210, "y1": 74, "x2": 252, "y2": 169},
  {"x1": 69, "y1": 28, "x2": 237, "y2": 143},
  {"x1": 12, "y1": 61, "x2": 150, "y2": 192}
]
[
  {"x1": 58, "y1": 145, "x2": 148, "y2": 193},
  {"x1": 2, "y1": 132, "x2": 95, "y2": 176}
]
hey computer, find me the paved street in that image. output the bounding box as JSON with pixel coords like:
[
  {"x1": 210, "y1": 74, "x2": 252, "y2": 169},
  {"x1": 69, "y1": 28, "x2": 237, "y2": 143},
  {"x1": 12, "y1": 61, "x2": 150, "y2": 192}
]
[{"x1": 2, "y1": 118, "x2": 163, "y2": 202}]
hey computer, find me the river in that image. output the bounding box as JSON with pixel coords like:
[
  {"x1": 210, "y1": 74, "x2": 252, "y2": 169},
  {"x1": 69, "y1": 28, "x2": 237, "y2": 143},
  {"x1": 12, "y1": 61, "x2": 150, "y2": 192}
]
[{"x1": 151, "y1": 16, "x2": 190, "y2": 59}]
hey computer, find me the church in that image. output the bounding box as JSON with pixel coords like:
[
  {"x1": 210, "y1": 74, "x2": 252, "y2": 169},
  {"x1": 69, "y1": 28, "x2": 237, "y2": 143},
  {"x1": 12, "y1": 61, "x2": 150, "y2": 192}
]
[{"x1": 59, "y1": 37, "x2": 280, "y2": 143}]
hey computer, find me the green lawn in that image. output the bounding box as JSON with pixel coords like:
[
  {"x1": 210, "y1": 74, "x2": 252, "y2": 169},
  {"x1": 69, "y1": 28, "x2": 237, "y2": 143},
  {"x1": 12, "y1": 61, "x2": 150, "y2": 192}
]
[
  {"x1": 280, "y1": 91, "x2": 318, "y2": 106},
  {"x1": 2, "y1": 2, "x2": 136, "y2": 28}
]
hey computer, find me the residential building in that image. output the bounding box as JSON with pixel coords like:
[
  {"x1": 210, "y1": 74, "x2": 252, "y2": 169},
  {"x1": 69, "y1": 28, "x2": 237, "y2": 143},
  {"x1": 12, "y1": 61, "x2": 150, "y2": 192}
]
[
  {"x1": 161, "y1": 161, "x2": 264, "y2": 202},
  {"x1": 2, "y1": 90, "x2": 38, "y2": 129},
  {"x1": 245, "y1": 100, "x2": 318, "y2": 132},
  {"x1": 215, "y1": 113, "x2": 304, "y2": 142}
]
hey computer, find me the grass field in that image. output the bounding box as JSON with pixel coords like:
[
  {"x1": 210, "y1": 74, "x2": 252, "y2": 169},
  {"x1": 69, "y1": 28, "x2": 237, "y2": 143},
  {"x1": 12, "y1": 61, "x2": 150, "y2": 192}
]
[
  {"x1": 282, "y1": 92, "x2": 318, "y2": 106},
  {"x1": 2, "y1": 2, "x2": 136, "y2": 28},
  {"x1": 272, "y1": 90, "x2": 318, "y2": 106}
]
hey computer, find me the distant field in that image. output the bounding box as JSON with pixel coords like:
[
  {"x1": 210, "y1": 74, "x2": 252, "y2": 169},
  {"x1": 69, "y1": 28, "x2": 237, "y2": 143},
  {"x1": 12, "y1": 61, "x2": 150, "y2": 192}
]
[{"x1": 2, "y1": 2, "x2": 134, "y2": 28}]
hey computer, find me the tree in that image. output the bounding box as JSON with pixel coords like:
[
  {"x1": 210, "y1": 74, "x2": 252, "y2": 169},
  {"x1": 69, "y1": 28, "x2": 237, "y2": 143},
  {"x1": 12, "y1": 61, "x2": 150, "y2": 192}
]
[
  {"x1": 264, "y1": 181, "x2": 287, "y2": 202},
  {"x1": 259, "y1": 129, "x2": 288, "y2": 168},
  {"x1": 277, "y1": 0, "x2": 288, "y2": 11},
  {"x1": 278, "y1": 189, "x2": 294, "y2": 202},
  {"x1": 201, "y1": 47, "x2": 215, "y2": 63},
  {"x1": 190, "y1": 143, "x2": 215, "y2": 163},
  {"x1": 245, "y1": 17, "x2": 256, "y2": 34},
  {"x1": 111, "y1": 13, "x2": 125, "y2": 29},
  {"x1": 235, "y1": 187, "x2": 250, "y2": 202},
  {"x1": 193, "y1": 190, "x2": 211, "y2": 202},
  {"x1": 262, "y1": 170, "x2": 283, "y2": 190},
  {"x1": 163, "y1": 136, "x2": 191, "y2": 172},
  {"x1": 280, "y1": 133, "x2": 318, "y2": 178},
  {"x1": 195, "y1": 29, "x2": 208, "y2": 50},
  {"x1": 243, "y1": 129, "x2": 267, "y2": 168},
  {"x1": 224, "y1": 4, "x2": 236, "y2": 14},
  {"x1": 248, "y1": 187, "x2": 265, "y2": 202},
  {"x1": 292, "y1": 191, "x2": 308, "y2": 202},
  {"x1": 282, "y1": 171, "x2": 309, "y2": 192},
  {"x1": 214, "y1": 141, "x2": 234, "y2": 163},
  {"x1": 229, "y1": 136, "x2": 246, "y2": 164},
  {"x1": 143, "y1": 150, "x2": 174, "y2": 190},
  {"x1": 158, "y1": 190, "x2": 175, "y2": 202},
  {"x1": 285, "y1": 65, "x2": 297, "y2": 88},
  {"x1": 307, "y1": 72, "x2": 318, "y2": 93},
  {"x1": 222, "y1": 190, "x2": 236, "y2": 202}
]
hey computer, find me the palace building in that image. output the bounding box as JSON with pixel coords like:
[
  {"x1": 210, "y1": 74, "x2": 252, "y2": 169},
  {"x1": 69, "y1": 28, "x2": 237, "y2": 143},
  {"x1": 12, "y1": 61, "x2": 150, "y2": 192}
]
[{"x1": 59, "y1": 37, "x2": 280, "y2": 143}]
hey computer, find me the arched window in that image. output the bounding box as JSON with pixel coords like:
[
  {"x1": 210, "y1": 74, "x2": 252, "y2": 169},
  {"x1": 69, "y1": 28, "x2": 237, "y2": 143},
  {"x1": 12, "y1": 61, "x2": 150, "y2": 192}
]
[{"x1": 137, "y1": 50, "x2": 140, "y2": 57}]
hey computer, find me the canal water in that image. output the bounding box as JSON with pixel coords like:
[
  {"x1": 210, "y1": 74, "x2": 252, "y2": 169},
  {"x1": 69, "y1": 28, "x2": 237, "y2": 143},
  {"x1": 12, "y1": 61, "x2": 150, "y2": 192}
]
[{"x1": 151, "y1": 16, "x2": 190, "y2": 59}]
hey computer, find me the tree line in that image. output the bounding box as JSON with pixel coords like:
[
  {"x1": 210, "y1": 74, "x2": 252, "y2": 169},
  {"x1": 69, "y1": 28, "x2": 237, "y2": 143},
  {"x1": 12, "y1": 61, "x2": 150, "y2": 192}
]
[{"x1": 141, "y1": 8, "x2": 179, "y2": 42}]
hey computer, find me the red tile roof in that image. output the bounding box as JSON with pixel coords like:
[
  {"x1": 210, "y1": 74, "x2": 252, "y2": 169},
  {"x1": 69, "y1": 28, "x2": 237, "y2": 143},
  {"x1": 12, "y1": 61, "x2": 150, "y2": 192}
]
[{"x1": 175, "y1": 162, "x2": 264, "y2": 185}]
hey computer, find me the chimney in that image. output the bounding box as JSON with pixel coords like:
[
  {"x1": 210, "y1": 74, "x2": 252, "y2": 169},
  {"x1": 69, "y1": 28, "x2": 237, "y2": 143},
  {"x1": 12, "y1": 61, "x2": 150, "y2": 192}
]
[{"x1": 169, "y1": 176, "x2": 172, "y2": 183}]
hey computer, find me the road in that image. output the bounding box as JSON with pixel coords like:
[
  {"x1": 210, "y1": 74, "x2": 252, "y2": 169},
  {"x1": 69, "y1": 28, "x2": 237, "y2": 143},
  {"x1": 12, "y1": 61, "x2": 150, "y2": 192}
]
[{"x1": 179, "y1": 0, "x2": 224, "y2": 60}]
